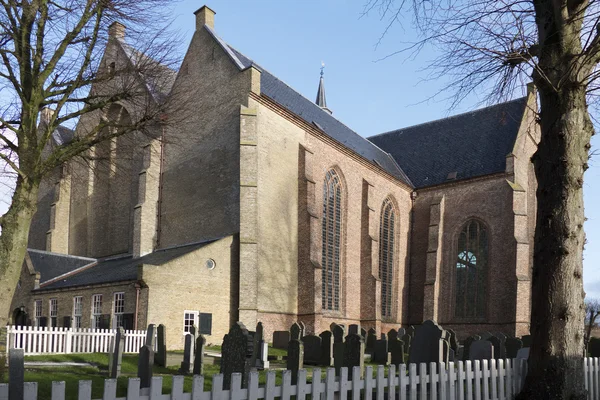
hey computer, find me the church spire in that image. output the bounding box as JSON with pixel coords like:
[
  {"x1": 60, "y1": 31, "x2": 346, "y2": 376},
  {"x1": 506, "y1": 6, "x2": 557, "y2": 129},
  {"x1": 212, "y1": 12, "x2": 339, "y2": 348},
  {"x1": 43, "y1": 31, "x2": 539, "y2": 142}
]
[{"x1": 315, "y1": 62, "x2": 332, "y2": 114}]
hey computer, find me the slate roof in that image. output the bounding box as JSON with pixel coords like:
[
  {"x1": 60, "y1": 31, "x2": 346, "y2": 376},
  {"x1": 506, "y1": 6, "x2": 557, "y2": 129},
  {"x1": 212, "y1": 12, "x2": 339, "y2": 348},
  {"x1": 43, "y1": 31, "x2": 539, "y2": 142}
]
[
  {"x1": 203, "y1": 26, "x2": 412, "y2": 187},
  {"x1": 27, "y1": 249, "x2": 95, "y2": 284},
  {"x1": 31, "y1": 239, "x2": 218, "y2": 291},
  {"x1": 368, "y1": 97, "x2": 528, "y2": 188},
  {"x1": 52, "y1": 126, "x2": 74, "y2": 146}
]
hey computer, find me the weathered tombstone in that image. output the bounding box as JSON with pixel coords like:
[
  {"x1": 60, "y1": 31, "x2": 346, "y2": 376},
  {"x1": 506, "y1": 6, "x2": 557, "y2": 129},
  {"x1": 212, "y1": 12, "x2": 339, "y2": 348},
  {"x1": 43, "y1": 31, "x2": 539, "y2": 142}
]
[
  {"x1": 469, "y1": 340, "x2": 494, "y2": 361},
  {"x1": 290, "y1": 322, "x2": 302, "y2": 341},
  {"x1": 179, "y1": 333, "x2": 194, "y2": 374},
  {"x1": 479, "y1": 331, "x2": 493, "y2": 340},
  {"x1": 298, "y1": 321, "x2": 306, "y2": 338},
  {"x1": 408, "y1": 320, "x2": 446, "y2": 365},
  {"x1": 287, "y1": 339, "x2": 304, "y2": 384},
  {"x1": 516, "y1": 347, "x2": 530, "y2": 360},
  {"x1": 137, "y1": 345, "x2": 154, "y2": 388},
  {"x1": 303, "y1": 334, "x2": 322, "y2": 365},
  {"x1": 334, "y1": 342, "x2": 345, "y2": 375},
  {"x1": 8, "y1": 348, "x2": 24, "y2": 400},
  {"x1": 221, "y1": 322, "x2": 253, "y2": 389},
  {"x1": 320, "y1": 330, "x2": 334, "y2": 366},
  {"x1": 447, "y1": 329, "x2": 459, "y2": 353},
  {"x1": 373, "y1": 337, "x2": 390, "y2": 365},
  {"x1": 401, "y1": 333, "x2": 412, "y2": 354},
  {"x1": 388, "y1": 329, "x2": 399, "y2": 342},
  {"x1": 155, "y1": 324, "x2": 167, "y2": 367},
  {"x1": 398, "y1": 328, "x2": 406, "y2": 337},
  {"x1": 344, "y1": 333, "x2": 365, "y2": 379},
  {"x1": 348, "y1": 324, "x2": 360, "y2": 336},
  {"x1": 272, "y1": 331, "x2": 290, "y2": 349},
  {"x1": 462, "y1": 335, "x2": 481, "y2": 361},
  {"x1": 487, "y1": 336, "x2": 505, "y2": 359},
  {"x1": 389, "y1": 337, "x2": 405, "y2": 367},
  {"x1": 193, "y1": 334, "x2": 206, "y2": 375},
  {"x1": 441, "y1": 339, "x2": 451, "y2": 363},
  {"x1": 521, "y1": 334, "x2": 532, "y2": 348},
  {"x1": 366, "y1": 328, "x2": 377, "y2": 354},
  {"x1": 145, "y1": 324, "x2": 156, "y2": 349},
  {"x1": 109, "y1": 327, "x2": 125, "y2": 378},
  {"x1": 494, "y1": 332, "x2": 508, "y2": 342},
  {"x1": 505, "y1": 337, "x2": 523, "y2": 358},
  {"x1": 332, "y1": 324, "x2": 345, "y2": 343},
  {"x1": 253, "y1": 322, "x2": 268, "y2": 370},
  {"x1": 407, "y1": 325, "x2": 416, "y2": 338},
  {"x1": 449, "y1": 348, "x2": 455, "y2": 362},
  {"x1": 361, "y1": 328, "x2": 367, "y2": 339}
]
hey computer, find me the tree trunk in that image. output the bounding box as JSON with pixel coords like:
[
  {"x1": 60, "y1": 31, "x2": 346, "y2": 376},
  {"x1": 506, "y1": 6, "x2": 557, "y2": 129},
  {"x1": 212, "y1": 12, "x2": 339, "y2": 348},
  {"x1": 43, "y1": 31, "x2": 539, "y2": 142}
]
[
  {"x1": 517, "y1": 85, "x2": 589, "y2": 399},
  {"x1": 0, "y1": 176, "x2": 40, "y2": 326}
]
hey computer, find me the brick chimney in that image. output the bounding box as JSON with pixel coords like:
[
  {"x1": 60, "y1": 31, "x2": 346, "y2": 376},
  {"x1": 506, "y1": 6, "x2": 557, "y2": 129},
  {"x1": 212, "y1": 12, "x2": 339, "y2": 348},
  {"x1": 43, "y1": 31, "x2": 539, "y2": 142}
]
[
  {"x1": 194, "y1": 6, "x2": 216, "y2": 30},
  {"x1": 109, "y1": 21, "x2": 126, "y2": 40}
]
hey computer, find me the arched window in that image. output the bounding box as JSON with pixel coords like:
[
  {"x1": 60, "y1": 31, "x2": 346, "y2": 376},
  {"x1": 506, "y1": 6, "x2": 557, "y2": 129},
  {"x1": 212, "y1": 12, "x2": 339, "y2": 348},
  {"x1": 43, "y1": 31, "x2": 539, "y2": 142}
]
[
  {"x1": 455, "y1": 219, "x2": 488, "y2": 318},
  {"x1": 322, "y1": 169, "x2": 343, "y2": 311},
  {"x1": 379, "y1": 197, "x2": 396, "y2": 318}
]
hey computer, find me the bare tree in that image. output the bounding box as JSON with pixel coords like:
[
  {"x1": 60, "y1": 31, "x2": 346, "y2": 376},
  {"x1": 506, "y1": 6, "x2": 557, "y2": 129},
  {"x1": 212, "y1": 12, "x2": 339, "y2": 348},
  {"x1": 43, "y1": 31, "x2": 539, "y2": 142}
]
[
  {"x1": 585, "y1": 298, "x2": 600, "y2": 347},
  {"x1": 0, "y1": 1, "x2": 181, "y2": 326},
  {"x1": 365, "y1": 0, "x2": 598, "y2": 397}
]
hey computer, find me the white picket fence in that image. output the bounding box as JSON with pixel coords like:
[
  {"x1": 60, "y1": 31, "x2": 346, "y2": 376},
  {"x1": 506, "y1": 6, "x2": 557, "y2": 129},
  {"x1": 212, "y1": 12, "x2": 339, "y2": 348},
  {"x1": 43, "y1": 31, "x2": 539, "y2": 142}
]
[
  {"x1": 6, "y1": 326, "x2": 152, "y2": 355},
  {"x1": 0, "y1": 358, "x2": 595, "y2": 400}
]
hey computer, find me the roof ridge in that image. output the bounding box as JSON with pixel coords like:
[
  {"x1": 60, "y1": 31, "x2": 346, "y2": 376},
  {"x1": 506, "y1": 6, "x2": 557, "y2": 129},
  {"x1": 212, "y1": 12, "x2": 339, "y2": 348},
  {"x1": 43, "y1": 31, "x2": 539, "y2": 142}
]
[{"x1": 368, "y1": 97, "x2": 528, "y2": 139}]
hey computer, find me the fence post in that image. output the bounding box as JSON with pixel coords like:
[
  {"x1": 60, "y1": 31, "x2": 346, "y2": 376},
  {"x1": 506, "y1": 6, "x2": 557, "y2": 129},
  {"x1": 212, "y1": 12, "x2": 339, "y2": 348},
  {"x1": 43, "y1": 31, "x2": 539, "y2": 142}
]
[{"x1": 65, "y1": 327, "x2": 73, "y2": 354}]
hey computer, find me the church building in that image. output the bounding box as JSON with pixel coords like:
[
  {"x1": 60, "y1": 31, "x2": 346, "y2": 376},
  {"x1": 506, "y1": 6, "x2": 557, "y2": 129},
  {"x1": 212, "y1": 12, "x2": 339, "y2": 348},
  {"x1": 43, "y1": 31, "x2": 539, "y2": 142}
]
[{"x1": 9, "y1": 6, "x2": 539, "y2": 349}]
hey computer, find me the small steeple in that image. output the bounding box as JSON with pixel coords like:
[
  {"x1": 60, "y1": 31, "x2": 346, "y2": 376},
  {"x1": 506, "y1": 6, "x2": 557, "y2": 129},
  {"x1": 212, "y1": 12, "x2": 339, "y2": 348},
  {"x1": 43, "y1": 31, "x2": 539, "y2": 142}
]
[{"x1": 315, "y1": 62, "x2": 332, "y2": 114}]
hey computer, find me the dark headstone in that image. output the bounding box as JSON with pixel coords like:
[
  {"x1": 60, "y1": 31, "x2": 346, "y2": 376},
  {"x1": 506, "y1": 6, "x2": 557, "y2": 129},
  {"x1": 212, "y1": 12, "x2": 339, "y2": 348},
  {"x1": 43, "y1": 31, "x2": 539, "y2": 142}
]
[
  {"x1": 272, "y1": 331, "x2": 290, "y2": 349},
  {"x1": 252, "y1": 322, "x2": 267, "y2": 369},
  {"x1": 348, "y1": 324, "x2": 360, "y2": 336},
  {"x1": 407, "y1": 325, "x2": 416, "y2": 338},
  {"x1": 487, "y1": 336, "x2": 505, "y2": 359},
  {"x1": 179, "y1": 333, "x2": 194, "y2": 374},
  {"x1": 145, "y1": 324, "x2": 156, "y2": 349},
  {"x1": 332, "y1": 324, "x2": 345, "y2": 343},
  {"x1": 447, "y1": 329, "x2": 459, "y2": 353},
  {"x1": 8, "y1": 348, "x2": 24, "y2": 400},
  {"x1": 494, "y1": 332, "x2": 508, "y2": 342},
  {"x1": 401, "y1": 333, "x2": 412, "y2": 354},
  {"x1": 408, "y1": 320, "x2": 446, "y2": 365},
  {"x1": 193, "y1": 335, "x2": 206, "y2": 375},
  {"x1": 373, "y1": 338, "x2": 389, "y2": 365},
  {"x1": 155, "y1": 324, "x2": 167, "y2": 367},
  {"x1": 298, "y1": 321, "x2": 306, "y2": 338},
  {"x1": 109, "y1": 327, "x2": 125, "y2": 378},
  {"x1": 303, "y1": 334, "x2": 322, "y2": 365},
  {"x1": 462, "y1": 335, "x2": 481, "y2": 361},
  {"x1": 469, "y1": 340, "x2": 494, "y2": 361},
  {"x1": 521, "y1": 335, "x2": 532, "y2": 348},
  {"x1": 517, "y1": 347, "x2": 530, "y2": 359},
  {"x1": 320, "y1": 331, "x2": 334, "y2": 366},
  {"x1": 361, "y1": 328, "x2": 367, "y2": 339},
  {"x1": 334, "y1": 341, "x2": 344, "y2": 376},
  {"x1": 287, "y1": 339, "x2": 304, "y2": 385},
  {"x1": 389, "y1": 338, "x2": 405, "y2": 367},
  {"x1": 366, "y1": 328, "x2": 377, "y2": 354},
  {"x1": 388, "y1": 329, "x2": 399, "y2": 342},
  {"x1": 506, "y1": 337, "x2": 523, "y2": 358},
  {"x1": 220, "y1": 322, "x2": 252, "y2": 389},
  {"x1": 449, "y1": 348, "x2": 455, "y2": 362},
  {"x1": 137, "y1": 345, "x2": 154, "y2": 389},
  {"x1": 343, "y1": 333, "x2": 365, "y2": 379},
  {"x1": 398, "y1": 328, "x2": 406, "y2": 337},
  {"x1": 442, "y1": 339, "x2": 450, "y2": 363},
  {"x1": 290, "y1": 322, "x2": 302, "y2": 341},
  {"x1": 479, "y1": 331, "x2": 493, "y2": 340}
]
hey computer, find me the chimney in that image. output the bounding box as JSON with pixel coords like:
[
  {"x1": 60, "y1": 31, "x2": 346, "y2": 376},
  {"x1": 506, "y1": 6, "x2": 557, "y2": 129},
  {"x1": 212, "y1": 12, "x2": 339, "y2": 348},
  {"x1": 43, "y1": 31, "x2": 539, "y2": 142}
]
[
  {"x1": 40, "y1": 107, "x2": 55, "y2": 125},
  {"x1": 194, "y1": 6, "x2": 216, "y2": 30},
  {"x1": 108, "y1": 21, "x2": 126, "y2": 40}
]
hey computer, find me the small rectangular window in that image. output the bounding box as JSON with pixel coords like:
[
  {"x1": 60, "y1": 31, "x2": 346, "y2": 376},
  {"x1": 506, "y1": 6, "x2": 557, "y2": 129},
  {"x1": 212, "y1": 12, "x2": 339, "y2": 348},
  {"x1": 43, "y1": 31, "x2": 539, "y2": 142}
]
[
  {"x1": 34, "y1": 299, "x2": 42, "y2": 327},
  {"x1": 91, "y1": 294, "x2": 103, "y2": 329},
  {"x1": 199, "y1": 313, "x2": 212, "y2": 335},
  {"x1": 183, "y1": 311, "x2": 198, "y2": 334},
  {"x1": 73, "y1": 296, "x2": 82, "y2": 328},
  {"x1": 49, "y1": 298, "x2": 58, "y2": 328},
  {"x1": 113, "y1": 292, "x2": 125, "y2": 328}
]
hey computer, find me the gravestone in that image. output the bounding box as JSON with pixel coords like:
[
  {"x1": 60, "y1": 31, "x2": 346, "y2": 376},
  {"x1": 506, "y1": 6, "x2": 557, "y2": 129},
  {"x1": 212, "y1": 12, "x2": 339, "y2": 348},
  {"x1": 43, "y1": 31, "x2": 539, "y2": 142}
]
[
  {"x1": 479, "y1": 332, "x2": 493, "y2": 340},
  {"x1": 389, "y1": 338, "x2": 405, "y2": 367},
  {"x1": 398, "y1": 328, "x2": 406, "y2": 337},
  {"x1": 221, "y1": 322, "x2": 253, "y2": 389},
  {"x1": 366, "y1": 328, "x2": 377, "y2": 354},
  {"x1": 447, "y1": 329, "x2": 459, "y2": 353},
  {"x1": 272, "y1": 331, "x2": 290, "y2": 349},
  {"x1": 332, "y1": 324, "x2": 345, "y2": 375},
  {"x1": 145, "y1": 324, "x2": 156, "y2": 349},
  {"x1": 401, "y1": 333, "x2": 412, "y2": 354},
  {"x1": 253, "y1": 322, "x2": 269, "y2": 369},
  {"x1": 287, "y1": 339, "x2": 304, "y2": 384},
  {"x1": 469, "y1": 340, "x2": 494, "y2": 361},
  {"x1": 109, "y1": 327, "x2": 125, "y2": 378},
  {"x1": 332, "y1": 324, "x2": 345, "y2": 343},
  {"x1": 373, "y1": 337, "x2": 390, "y2": 365},
  {"x1": 407, "y1": 325, "x2": 416, "y2": 338},
  {"x1": 517, "y1": 347, "x2": 530, "y2": 360},
  {"x1": 303, "y1": 334, "x2": 322, "y2": 365},
  {"x1": 343, "y1": 333, "x2": 365, "y2": 379},
  {"x1": 298, "y1": 321, "x2": 306, "y2": 338},
  {"x1": 487, "y1": 336, "x2": 505, "y2": 359},
  {"x1": 494, "y1": 332, "x2": 508, "y2": 342},
  {"x1": 290, "y1": 322, "x2": 302, "y2": 341},
  {"x1": 462, "y1": 335, "x2": 481, "y2": 361},
  {"x1": 155, "y1": 324, "x2": 167, "y2": 367},
  {"x1": 521, "y1": 335, "x2": 532, "y2": 348},
  {"x1": 505, "y1": 337, "x2": 523, "y2": 358},
  {"x1": 361, "y1": 328, "x2": 367, "y2": 339},
  {"x1": 348, "y1": 324, "x2": 360, "y2": 336},
  {"x1": 320, "y1": 330, "x2": 334, "y2": 366},
  {"x1": 408, "y1": 320, "x2": 446, "y2": 365},
  {"x1": 8, "y1": 348, "x2": 24, "y2": 400},
  {"x1": 179, "y1": 333, "x2": 194, "y2": 374},
  {"x1": 193, "y1": 334, "x2": 206, "y2": 375},
  {"x1": 388, "y1": 329, "x2": 399, "y2": 342},
  {"x1": 137, "y1": 345, "x2": 154, "y2": 388}
]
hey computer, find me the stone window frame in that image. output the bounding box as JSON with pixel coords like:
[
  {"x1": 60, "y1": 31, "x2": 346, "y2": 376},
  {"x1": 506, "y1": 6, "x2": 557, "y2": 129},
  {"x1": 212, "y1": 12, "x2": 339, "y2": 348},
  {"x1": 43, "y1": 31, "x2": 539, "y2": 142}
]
[
  {"x1": 183, "y1": 310, "x2": 199, "y2": 334},
  {"x1": 49, "y1": 298, "x2": 58, "y2": 328},
  {"x1": 451, "y1": 217, "x2": 491, "y2": 321},
  {"x1": 113, "y1": 292, "x2": 125, "y2": 329},
  {"x1": 72, "y1": 296, "x2": 83, "y2": 329},
  {"x1": 379, "y1": 195, "x2": 400, "y2": 321},
  {"x1": 91, "y1": 294, "x2": 103, "y2": 329},
  {"x1": 320, "y1": 167, "x2": 347, "y2": 314}
]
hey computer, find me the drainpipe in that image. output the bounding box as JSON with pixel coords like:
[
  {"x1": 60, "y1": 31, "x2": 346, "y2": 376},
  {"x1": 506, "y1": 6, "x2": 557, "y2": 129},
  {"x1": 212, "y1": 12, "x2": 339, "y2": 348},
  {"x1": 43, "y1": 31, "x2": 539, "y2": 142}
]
[{"x1": 134, "y1": 283, "x2": 141, "y2": 330}]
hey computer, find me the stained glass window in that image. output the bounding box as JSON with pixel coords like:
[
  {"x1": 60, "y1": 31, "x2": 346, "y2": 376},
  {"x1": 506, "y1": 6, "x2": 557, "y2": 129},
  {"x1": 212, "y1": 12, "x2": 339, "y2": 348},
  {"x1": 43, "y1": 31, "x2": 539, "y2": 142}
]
[
  {"x1": 379, "y1": 197, "x2": 396, "y2": 318},
  {"x1": 321, "y1": 169, "x2": 343, "y2": 311},
  {"x1": 455, "y1": 220, "x2": 488, "y2": 318}
]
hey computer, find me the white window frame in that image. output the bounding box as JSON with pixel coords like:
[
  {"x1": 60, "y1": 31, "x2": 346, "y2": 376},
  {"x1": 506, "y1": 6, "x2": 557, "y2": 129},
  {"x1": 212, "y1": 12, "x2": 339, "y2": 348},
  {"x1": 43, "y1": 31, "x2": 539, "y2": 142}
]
[
  {"x1": 113, "y1": 292, "x2": 125, "y2": 329},
  {"x1": 183, "y1": 310, "x2": 199, "y2": 335},
  {"x1": 34, "y1": 299, "x2": 42, "y2": 327},
  {"x1": 49, "y1": 298, "x2": 58, "y2": 327},
  {"x1": 91, "y1": 294, "x2": 103, "y2": 329},
  {"x1": 73, "y1": 296, "x2": 83, "y2": 329}
]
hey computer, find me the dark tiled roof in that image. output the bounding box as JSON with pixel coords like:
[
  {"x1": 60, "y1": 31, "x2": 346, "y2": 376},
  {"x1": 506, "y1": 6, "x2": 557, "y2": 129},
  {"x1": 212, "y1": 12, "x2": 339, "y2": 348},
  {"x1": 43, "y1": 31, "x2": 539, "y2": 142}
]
[
  {"x1": 52, "y1": 126, "x2": 74, "y2": 145},
  {"x1": 368, "y1": 98, "x2": 528, "y2": 188},
  {"x1": 32, "y1": 239, "x2": 218, "y2": 291},
  {"x1": 202, "y1": 26, "x2": 412, "y2": 187},
  {"x1": 27, "y1": 250, "x2": 95, "y2": 284}
]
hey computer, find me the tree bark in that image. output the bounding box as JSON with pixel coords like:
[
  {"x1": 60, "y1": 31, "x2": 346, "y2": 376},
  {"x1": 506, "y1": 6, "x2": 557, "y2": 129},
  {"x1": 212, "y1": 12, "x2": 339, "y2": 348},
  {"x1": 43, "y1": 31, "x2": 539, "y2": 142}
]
[
  {"x1": 517, "y1": 84, "x2": 589, "y2": 399},
  {"x1": 0, "y1": 176, "x2": 40, "y2": 326}
]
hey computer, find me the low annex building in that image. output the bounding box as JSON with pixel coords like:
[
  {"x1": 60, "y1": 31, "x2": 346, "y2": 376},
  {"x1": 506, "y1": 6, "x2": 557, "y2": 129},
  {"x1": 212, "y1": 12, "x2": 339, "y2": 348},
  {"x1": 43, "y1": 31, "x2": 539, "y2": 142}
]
[{"x1": 10, "y1": 6, "x2": 539, "y2": 349}]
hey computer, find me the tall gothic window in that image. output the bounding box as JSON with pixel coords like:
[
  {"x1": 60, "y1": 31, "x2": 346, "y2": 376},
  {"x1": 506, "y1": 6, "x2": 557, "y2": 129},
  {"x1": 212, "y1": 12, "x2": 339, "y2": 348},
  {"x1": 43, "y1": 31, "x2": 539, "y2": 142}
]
[
  {"x1": 322, "y1": 169, "x2": 343, "y2": 311},
  {"x1": 379, "y1": 197, "x2": 396, "y2": 318},
  {"x1": 455, "y1": 219, "x2": 488, "y2": 318}
]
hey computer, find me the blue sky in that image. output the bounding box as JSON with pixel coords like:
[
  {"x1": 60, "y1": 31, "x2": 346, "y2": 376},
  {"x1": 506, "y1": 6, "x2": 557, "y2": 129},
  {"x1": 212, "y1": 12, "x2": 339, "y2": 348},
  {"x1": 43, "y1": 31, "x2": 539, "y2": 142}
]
[{"x1": 166, "y1": 0, "x2": 600, "y2": 297}]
